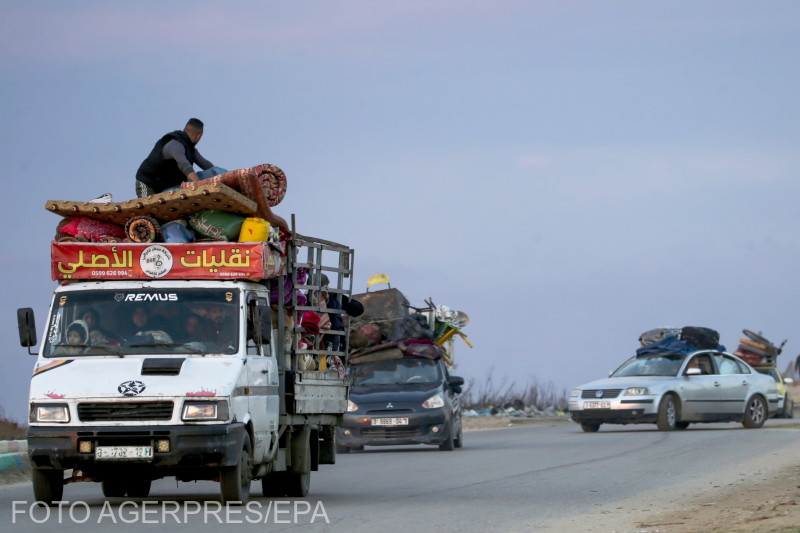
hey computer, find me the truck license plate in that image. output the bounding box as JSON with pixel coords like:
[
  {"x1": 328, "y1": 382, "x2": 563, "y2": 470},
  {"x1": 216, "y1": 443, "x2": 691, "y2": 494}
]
[
  {"x1": 371, "y1": 417, "x2": 409, "y2": 426},
  {"x1": 95, "y1": 446, "x2": 153, "y2": 460},
  {"x1": 584, "y1": 401, "x2": 611, "y2": 409}
]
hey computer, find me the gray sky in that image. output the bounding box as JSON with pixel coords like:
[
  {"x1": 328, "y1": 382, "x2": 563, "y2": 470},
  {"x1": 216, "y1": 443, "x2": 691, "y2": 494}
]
[{"x1": 2, "y1": 1, "x2": 799, "y2": 421}]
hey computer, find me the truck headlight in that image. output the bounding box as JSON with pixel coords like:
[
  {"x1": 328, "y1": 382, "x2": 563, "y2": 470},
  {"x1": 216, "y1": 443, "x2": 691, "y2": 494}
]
[
  {"x1": 346, "y1": 400, "x2": 359, "y2": 412},
  {"x1": 31, "y1": 403, "x2": 70, "y2": 423},
  {"x1": 182, "y1": 401, "x2": 229, "y2": 421},
  {"x1": 624, "y1": 387, "x2": 650, "y2": 396},
  {"x1": 422, "y1": 392, "x2": 445, "y2": 409}
]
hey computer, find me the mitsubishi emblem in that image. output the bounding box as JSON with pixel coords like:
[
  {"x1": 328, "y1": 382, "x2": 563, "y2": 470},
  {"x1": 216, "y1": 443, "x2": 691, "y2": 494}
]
[{"x1": 386, "y1": 402, "x2": 394, "y2": 408}]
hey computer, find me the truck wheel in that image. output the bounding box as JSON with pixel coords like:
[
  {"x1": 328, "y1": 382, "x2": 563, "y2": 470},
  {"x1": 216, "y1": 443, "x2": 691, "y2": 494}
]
[
  {"x1": 439, "y1": 421, "x2": 455, "y2": 451},
  {"x1": 220, "y1": 433, "x2": 253, "y2": 504},
  {"x1": 656, "y1": 394, "x2": 678, "y2": 431},
  {"x1": 261, "y1": 472, "x2": 286, "y2": 497},
  {"x1": 580, "y1": 422, "x2": 601, "y2": 433},
  {"x1": 284, "y1": 452, "x2": 310, "y2": 497},
  {"x1": 742, "y1": 395, "x2": 767, "y2": 428},
  {"x1": 102, "y1": 478, "x2": 127, "y2": 498},
  {"x1": 32, "y1": 468, "x2": 63, "y2": 505},
  {"x1": 127, "y1": 477, "x2": 152, "y2": 498}
]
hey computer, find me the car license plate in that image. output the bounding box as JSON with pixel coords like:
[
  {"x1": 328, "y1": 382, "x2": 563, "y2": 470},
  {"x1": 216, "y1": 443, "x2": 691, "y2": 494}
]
[
  {"x1": 584, "y1": 401, "x2": 611, "y2": 409},
  {"x1": 370, "y1": 417, "x2": 409, "y2": 426},
  {"x1": 95, "y1": 446, "x2": 153, "y2": 460}
]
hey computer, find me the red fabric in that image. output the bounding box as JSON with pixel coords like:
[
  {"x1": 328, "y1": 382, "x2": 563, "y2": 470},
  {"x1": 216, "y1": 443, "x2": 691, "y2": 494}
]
[
  {"x1": 59, "y1": 217, "x2": 126, "y2": 240},
  {"x1": 301, "y1": 311, "x2": 321, "y2": 336}
]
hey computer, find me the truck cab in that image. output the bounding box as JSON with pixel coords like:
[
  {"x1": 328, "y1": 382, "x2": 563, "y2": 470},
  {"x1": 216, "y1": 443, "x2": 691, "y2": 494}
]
[{"x1": 19, "y1": 235, "x2": 353, "y2": 504}]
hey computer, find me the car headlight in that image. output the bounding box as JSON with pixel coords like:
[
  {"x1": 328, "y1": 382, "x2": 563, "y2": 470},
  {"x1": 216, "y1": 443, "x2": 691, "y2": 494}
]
[
  {"x1": 346, "y1": 400, "x2": 359, "y2": 412},
  {"x1": 181, "y1": 401, "x2": 229, "y2": 421},
  {"x1": 570, "y1": 389, "x2": 581, "y2": 397},
  {"x1": 624, "y1": 387, "x2": 650, "y2": 396},
  {"x1": 31, "y1": 403, "x2": 70, "y2": 423},
  {"x1": 422, "y1": 392, "x2": 445, "y2": 409}
]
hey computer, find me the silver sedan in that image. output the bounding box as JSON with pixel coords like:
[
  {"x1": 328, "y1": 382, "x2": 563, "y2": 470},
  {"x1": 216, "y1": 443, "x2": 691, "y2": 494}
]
[{"x1": 569, "y1": 350, "x2": 779, "y2": 432}]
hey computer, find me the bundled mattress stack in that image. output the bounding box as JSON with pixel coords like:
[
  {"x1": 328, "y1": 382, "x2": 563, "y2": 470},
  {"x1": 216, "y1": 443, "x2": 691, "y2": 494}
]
[
  {"x1": 734, "y1": 330, "x2": 785, "y2": 368},
  {"x1": 46, "y1": 163, "x2": 287, "y2": 245}
]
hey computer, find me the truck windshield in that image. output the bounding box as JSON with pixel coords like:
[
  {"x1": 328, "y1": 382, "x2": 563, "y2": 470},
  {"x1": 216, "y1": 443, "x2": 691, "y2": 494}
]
[
  {"x1": 42, "y1": 289, "x2": 240, "y2": 357},
  {"x1": 350, "y1": 358, "x2": 442, "y2": 385}
]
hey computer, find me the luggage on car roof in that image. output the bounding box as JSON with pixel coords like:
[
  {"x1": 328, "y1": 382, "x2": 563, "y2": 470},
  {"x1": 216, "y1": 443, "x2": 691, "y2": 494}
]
[{"x1": 680, "y1": 326, "x2": 720, "y2": 350}]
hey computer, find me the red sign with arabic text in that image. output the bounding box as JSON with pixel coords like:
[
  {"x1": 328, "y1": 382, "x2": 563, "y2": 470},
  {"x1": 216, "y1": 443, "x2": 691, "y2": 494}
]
[{"x1": 51, "y1": 242, "x2": 284, "y2": 281}]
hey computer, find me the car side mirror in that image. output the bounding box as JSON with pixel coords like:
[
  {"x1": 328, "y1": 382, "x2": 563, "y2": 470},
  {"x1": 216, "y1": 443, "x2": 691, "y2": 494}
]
[
  {"x1": 686, "y1": 367, "x2": 702, "y2": 376},
  {"x1": 17, "y1": 307, "x2": 38, "y2": 355},
  {"x1": 448, "y1": 375, "x2": 464, "y2": 394},
  {"x1": 785, "y1": 377, "x2": 794, "y2": 384}
]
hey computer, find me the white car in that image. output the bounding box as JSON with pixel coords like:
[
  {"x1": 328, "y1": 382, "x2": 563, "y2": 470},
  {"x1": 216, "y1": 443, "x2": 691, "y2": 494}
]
[{"x1": 569, "y1": 350, "x2": 779, "y2": 432}]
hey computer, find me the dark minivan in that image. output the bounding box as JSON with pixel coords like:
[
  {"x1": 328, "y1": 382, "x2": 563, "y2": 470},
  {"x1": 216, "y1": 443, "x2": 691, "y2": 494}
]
[{"x1": 337, "y1": 354, "x2": 464, "y2": 451}]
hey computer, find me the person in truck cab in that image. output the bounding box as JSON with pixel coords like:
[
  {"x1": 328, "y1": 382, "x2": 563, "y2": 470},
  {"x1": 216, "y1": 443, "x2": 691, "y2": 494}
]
[{"x1": 135, "y1": 118, "x2": 226, "y2": 197}]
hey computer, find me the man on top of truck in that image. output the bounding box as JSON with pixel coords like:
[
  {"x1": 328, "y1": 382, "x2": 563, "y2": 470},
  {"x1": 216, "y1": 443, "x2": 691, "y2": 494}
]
[{"x1": 135, "y1": 118, "x2": 225, "y2": 197}]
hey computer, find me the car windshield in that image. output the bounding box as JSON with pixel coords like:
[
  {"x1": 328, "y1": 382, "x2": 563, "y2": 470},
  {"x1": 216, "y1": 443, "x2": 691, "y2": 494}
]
[
  {"x1": 350, "y1": 358, "x2": 442, "y2": 386},
  {"x1": 42, "y1": 288, "x2": 240, "y2": 357},
  {"x1": 612, "y1": 354, "x2": 684, "y2": 377}
]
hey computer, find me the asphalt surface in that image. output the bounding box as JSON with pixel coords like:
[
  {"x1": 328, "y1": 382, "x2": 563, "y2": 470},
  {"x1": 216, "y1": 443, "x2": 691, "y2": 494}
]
[{"x1": 2, "y1": 420, "x2": 799, "y2": 532}]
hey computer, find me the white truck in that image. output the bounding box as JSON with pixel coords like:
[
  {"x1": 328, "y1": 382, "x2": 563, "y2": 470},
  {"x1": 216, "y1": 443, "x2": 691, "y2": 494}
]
[{"x1": 17, "y1": 232, "x2": 354, "y2": 504}]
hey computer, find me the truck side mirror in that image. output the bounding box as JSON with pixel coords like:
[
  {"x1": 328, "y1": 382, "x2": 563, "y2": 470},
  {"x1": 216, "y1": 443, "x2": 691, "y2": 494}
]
[{"x1": 17, "y1": 307, "x2": 38, "y2": 354}]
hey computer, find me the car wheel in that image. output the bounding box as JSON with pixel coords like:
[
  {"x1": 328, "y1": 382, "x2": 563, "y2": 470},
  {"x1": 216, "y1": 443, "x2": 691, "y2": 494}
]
[
  {"x1": 454, "y1": 423, "x2": 463, "y2": 449},
  {"x1": 32, "y1": 468, "x2": 63, "y2": 505},
  {"x1": 742, "y1": 395, "x2": 767, "y2": 428},
  {"x1": 675, "y1": 421, "x2": 690, "y2": 430},
  {"x1": 656, "y1": 394, "x2": 678, "y2": 431},
  {"x1": 126, "y1": 477, "x2": 151, "y2": 498},
  {"x1": 220, "y1": 433, "x2": 253, "y2": 504},
  {"x1": 580, "y1": 422, "x2": 601, "y2": 433},
  {"x1": 439, "y1": 421, "x2": 455, "y2": 451},
  {"x1": 786, "y1": 398, "x2": 794, "y2": 419},
  {"x1": 102, "y1": 477, "x2": 127, "y2": 498}
]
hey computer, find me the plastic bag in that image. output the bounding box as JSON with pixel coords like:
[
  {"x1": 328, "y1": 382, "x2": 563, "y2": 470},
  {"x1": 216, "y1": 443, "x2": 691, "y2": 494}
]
[{"x1": 188, "y1": 210, "x2": 246, "y2": 241}]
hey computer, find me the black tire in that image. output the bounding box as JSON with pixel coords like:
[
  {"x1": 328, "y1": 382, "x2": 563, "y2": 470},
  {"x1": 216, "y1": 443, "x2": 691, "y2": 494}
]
[
  {"x1": 656, "y1": 394, "x2": 678, "y2": 431},
  {"x1": 126, "y1": 477, "x2": 151, "y2": 498},
  {"x1": 675, "y1": 421, "x2": 690, "y2": 430},
  {"x1": 743, "y1": 395, "x2": 767, "y2": 428},
  {"x1": 785, "y1": 397, "x2": 794, "y2": 419},
  {"x1": 439, "y1": 421, "x2": 455, "y2": 451},
  {"x1": 284, "y1": 451, "x2": 310, "y2": 497},
  {"x1": 261, "y1": 472, "x2": 286, "y2": 497},
  {"x1": 454, "y1": 422, "x2": 463, "y2": 449},
  {"x1": 220, "y1": 433, "x2": 253, "y2": 504},
  {"x1": 580, "y1": 422, "x2": 601, "y2": 433},
  {"x1": 102, "y1": 478, "x2": 127, "y2": 498},
  {"x1": 32, "y1": 468, "x2": 63, "y2": 505}
]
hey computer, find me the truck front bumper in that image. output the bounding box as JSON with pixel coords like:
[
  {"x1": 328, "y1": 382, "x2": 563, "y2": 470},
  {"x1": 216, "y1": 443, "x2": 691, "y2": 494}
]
[{"x1": 28, "y1": 423, "x2": 246, "y2": 472}]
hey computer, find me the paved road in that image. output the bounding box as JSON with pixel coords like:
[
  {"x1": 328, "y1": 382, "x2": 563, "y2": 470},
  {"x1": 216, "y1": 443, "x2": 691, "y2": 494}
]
[{"x1": 2, "y1": 421, "x2": 799, "y2": 532}]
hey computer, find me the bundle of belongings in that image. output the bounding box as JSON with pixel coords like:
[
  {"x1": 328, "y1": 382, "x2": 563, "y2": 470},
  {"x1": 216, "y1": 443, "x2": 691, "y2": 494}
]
[
  {"x1": 46, "y1": 163, "x2": 287, "y2": 245},
  {"x1": 733, "y1": 329, "x2": 786, "y2": 367},
  {"x1": 636, "y1": 326, "x2": 725, "y2": 357},
  {"x1": 347, "y1": 288, "x2": 470, "y2": 366}
]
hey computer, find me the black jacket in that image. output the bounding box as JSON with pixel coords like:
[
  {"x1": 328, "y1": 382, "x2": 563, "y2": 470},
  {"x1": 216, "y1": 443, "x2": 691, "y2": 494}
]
[{"x1": 136, "y1": 130, "x2": 198, "y2": 192}]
